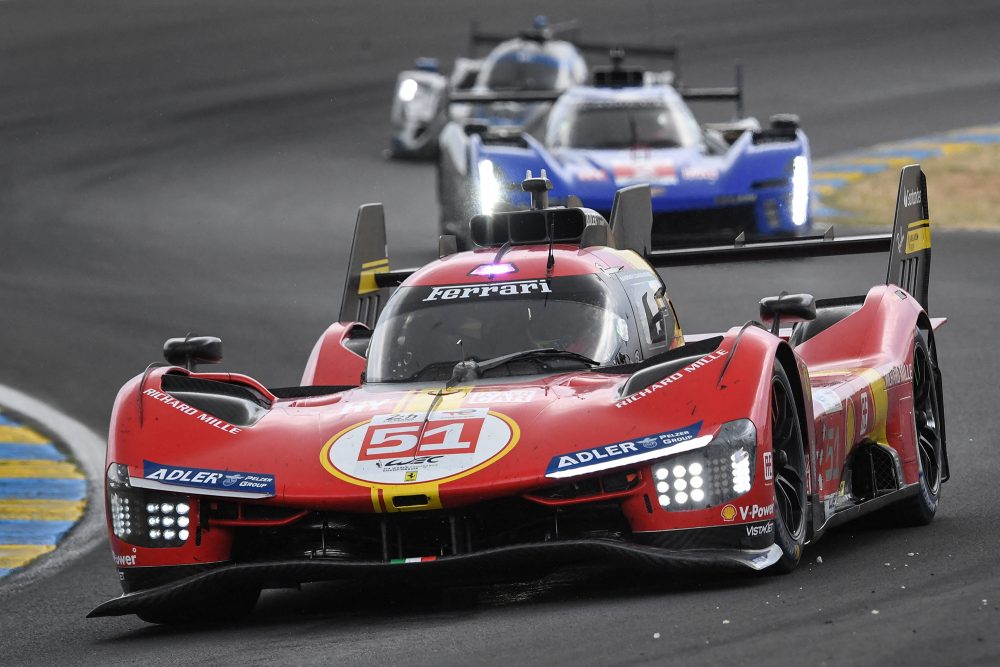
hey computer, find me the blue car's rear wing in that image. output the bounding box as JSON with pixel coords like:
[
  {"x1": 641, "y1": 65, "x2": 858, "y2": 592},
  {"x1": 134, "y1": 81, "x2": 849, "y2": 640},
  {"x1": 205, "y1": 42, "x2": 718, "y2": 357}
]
[
  {"x1": 345, "y1": 166, "x2": 931, "y2": 328},
  {"x1": 467, "y1": 18, "x2": 680, "y2": 68},
  {"x1": 678, "y1": 62, "x2": 745, "y2": 119},
  {"x1": 642, "y1": 164, "x2": 932, "y2": 311}
]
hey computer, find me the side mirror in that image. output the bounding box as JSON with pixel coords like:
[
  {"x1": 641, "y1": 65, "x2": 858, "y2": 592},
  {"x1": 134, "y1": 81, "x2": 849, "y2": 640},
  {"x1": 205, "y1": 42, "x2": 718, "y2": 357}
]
[
  {"x1": 163, "y1": 335, "x2": 223, "y2": 371},
  {"x1": 759, "y1": 294, "x2": 816, "y2": 335}
]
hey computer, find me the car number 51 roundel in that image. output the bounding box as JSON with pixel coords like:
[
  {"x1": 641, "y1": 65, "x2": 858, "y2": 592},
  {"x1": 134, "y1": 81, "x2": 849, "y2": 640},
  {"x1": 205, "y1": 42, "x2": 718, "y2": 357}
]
[{"x1": 323, "y1": 408, "x2": 519, "y2": 486}]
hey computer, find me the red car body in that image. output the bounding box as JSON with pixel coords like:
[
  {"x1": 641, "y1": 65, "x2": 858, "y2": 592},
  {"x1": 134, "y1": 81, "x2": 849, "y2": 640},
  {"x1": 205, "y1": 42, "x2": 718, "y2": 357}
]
[{"x1": 91, "y1": 166, "x2": 947, "y2": 622}]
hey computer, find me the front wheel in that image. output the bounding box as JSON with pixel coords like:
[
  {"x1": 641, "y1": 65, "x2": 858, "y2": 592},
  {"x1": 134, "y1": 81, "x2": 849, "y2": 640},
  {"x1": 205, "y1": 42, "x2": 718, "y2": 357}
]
[{"x1": 769, "y1": 362, "x2": 808, "y2": 573}]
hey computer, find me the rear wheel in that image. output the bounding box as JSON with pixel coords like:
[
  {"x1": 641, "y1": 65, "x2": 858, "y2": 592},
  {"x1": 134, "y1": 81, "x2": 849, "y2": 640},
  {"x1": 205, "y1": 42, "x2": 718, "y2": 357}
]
[
  {"x1": 769, "y1": 363, "x2": 808, "y2": 573},
  {"x1": 893, "y1": 334, "x2": 943, "y2": 526}
]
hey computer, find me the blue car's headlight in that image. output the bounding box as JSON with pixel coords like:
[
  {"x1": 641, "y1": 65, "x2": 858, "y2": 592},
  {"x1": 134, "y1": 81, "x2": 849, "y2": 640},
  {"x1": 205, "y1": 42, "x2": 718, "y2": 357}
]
[
  {"x1": 478, "y1": 159, "x2": 503, "y2": 213},
  {"x1": 790, "y1": 155, "x2": 809, "y2": 226}
]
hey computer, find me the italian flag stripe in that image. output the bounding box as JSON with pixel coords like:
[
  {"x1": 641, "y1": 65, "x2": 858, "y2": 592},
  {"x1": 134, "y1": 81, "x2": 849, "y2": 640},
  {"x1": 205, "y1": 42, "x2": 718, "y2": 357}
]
[{"x1": 390, "y1": 556, "x2": 438, "y2": 564}]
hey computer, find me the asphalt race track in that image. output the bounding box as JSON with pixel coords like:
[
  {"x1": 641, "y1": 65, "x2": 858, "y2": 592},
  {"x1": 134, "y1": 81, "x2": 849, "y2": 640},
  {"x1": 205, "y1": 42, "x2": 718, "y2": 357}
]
[{"x1": 2, "y1": 1, "x2": 1000, "y2": 664}]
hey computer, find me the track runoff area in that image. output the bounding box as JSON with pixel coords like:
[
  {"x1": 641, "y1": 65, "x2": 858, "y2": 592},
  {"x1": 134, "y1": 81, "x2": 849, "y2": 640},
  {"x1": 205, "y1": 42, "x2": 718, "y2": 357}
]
[
  {"x1": 0, "y1": 409, "x2": 86, "y2": 578},
  {"x1": 812, "y1": 123, "x2": 1000, "y2": 222}
]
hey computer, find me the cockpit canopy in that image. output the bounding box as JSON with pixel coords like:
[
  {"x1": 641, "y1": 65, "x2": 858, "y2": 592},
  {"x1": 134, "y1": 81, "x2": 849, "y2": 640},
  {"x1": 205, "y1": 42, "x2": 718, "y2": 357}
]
[
  {"x1": 476, "y1": 40, "x2": 587, "y2": 93},
  {"x1": 545, "y1": 88, "x2": 702, "y2": 150},
  {"x1": 365, "y1": 274, "x2": 634, "y2": 383}
]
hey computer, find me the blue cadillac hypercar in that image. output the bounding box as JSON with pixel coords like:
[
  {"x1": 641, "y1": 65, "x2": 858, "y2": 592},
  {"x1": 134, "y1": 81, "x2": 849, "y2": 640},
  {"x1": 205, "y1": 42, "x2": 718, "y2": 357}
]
[
  {"x1": 436, "y1": 62, "x2": 811, "y2": 248},
  {"x1": 387, "y1": 17, "x2": 678, "y2": 161}
]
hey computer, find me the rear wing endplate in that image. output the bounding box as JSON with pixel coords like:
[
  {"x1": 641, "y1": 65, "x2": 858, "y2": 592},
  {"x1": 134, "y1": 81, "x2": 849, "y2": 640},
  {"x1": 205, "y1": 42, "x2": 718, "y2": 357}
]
[
  {"x1": 885, "y1": 164, "x2": 931, "y2": 311},
  {"x1": 468, "y1": 19, "x2": 679, "y2": 64},
  {"x1": 679, "y1": 62, "x2": 744, "y2": 119},
  {"x1": 338, "y1": 204, "x2": 418, "y2": 328}
]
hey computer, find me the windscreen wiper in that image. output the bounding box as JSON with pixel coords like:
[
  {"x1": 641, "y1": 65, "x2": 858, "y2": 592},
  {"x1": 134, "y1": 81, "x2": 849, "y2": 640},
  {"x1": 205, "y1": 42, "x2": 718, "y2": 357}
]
[{"x1": 448, "y1": 348, "x2": 598, "y2": 386}]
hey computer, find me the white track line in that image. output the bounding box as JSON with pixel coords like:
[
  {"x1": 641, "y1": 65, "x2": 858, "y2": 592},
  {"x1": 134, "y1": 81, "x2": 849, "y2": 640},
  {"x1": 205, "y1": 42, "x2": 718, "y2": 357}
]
[{"x1": 0, "y1": 383, "x2": 105, "y2": 598}]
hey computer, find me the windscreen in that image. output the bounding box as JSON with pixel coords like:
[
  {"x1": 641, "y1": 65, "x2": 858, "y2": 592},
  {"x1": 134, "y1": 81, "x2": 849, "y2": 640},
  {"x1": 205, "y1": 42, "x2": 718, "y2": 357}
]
[
  {"x1": 548, "y1": 100, "x2": 691, "y2": 150},
  {"x1": 366, "y1": 275, "x2": 632, "y2": 382},
  {"x1": 483, "y1": 52, "x2": 560, "y2": 91}
]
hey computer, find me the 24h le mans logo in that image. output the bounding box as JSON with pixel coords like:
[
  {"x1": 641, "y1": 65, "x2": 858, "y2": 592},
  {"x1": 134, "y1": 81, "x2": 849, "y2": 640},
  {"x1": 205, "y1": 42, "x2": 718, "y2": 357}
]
[{"x1": 325, "y1": 408, "x2": 517, "y2": 485}]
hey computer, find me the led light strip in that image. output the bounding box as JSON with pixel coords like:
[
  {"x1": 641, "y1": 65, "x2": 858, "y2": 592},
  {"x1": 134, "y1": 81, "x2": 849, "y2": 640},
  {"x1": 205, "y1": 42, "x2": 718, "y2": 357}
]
[{"x1": 545, "y1": 436, "x2": 713, "y2": 480}]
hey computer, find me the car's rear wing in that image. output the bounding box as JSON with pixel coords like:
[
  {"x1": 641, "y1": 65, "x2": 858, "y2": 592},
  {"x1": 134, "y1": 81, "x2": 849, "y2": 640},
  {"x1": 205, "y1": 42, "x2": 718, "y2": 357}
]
[
  {"x1": 337, "y1": 203, "x2": 423, "y2": 328},
  {"x1": 338, "y1": 166, "x2": 932, "y2": 329},
  {"x1": 468, "y1": 18, "x2": 584, "y2": 55},
  {"x1": 467, "y1": 19, "x2": 680, "y2": 71},
  {"x1": 449, "y1": 64, "x2": 745, "y2": 120},
  {"x1": 678, "y1": 62, "x2": 745, "y2": 119},
  {"x1": 448, "y1": 90, "x2": 564, "y2": 105},
  {"x1": 641, "y1": 164, "x2": 932, "y2": 311},
  {"x1": 338, "y1": 204, "x2": 392, "y2": 329}
]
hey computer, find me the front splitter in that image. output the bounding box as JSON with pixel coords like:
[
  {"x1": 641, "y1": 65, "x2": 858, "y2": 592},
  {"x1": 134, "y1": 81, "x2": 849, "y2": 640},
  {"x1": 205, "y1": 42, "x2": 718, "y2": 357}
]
[{"x1": 89, "y1": 539, "x2": 782, "y2": 618}]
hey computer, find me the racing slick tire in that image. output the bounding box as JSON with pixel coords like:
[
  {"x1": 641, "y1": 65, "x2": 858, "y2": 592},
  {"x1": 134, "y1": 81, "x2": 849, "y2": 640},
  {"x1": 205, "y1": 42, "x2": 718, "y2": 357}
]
[
  {"x1": 892, "y1": 333, "x2": 944, "y2": 526},
  {"x1": 136, "y1": 586, "x2": 261, "y2": 626},
  {"x1": 769, "y1": 362, "x2": 808, "y2": 573}
]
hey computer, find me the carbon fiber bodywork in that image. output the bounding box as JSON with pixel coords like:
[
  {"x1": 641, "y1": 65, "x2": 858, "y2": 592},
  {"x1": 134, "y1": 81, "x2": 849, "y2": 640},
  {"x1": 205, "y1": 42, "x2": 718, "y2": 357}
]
[{"x1": 90, "y1": 539, "x2": 782, "y2": 618}]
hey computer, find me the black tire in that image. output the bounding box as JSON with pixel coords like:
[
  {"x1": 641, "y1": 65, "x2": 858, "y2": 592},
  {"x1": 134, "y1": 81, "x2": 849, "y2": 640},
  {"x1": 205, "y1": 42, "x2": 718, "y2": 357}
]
[
  {"x1": 769, "y1": 362, "x2": 808, "y2": 573},
  {"x1": 893, "y1": 333, "x2": 943, "y2": 526},
  {"x1": 136, "y1": 586, "x2": 260, "y2": 625}
]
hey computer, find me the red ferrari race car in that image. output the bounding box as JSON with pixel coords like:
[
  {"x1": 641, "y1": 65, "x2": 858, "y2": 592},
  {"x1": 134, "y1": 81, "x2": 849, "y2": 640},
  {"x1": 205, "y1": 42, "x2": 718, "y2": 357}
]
[{"x1": 90, "y1": 165, "x2": 947, "y2": 624}]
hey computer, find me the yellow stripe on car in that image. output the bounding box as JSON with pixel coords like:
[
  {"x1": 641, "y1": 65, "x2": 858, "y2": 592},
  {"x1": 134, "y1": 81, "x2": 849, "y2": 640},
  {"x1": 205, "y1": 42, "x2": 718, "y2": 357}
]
[
  {"x1": 358, "y1": 258, "x2": 390, "y2": 295},
  {"x1": 906, "y1": 219, "x2": 931, "y2": 253}
]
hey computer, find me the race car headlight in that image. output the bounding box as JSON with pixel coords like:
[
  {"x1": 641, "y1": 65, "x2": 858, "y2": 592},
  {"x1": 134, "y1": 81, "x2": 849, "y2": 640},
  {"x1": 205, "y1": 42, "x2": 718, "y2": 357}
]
[
  {"x1": 478, "y1": 159, "x2": 502, "y2": 214},
  {"x1": 107, "y1": 463, "x2": 192, "y2": 548},
  {"x1": 651, "y1": 419, "x2": 757, "y2": 511},
  {"x1": 398, "y1": 78, "x2": 418, "y2": 102},
  {"x1": 790, "y1": 155, "x2": 809, "y2": 226}
]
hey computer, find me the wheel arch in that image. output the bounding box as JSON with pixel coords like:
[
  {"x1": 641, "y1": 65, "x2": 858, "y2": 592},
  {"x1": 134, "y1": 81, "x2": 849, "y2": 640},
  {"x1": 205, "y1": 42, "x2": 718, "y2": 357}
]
[
  {"x1": 914, "y1": 310, "x2": 949, "y2": 482},
  {"x1": 773, "y1": 341, "x2": 817, "y2": 537}
]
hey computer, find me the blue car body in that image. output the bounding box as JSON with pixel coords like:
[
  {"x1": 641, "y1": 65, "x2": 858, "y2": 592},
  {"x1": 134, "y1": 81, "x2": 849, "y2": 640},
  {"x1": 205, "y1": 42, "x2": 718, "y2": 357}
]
[{"x1": 438, "y1": 82, "x2": 811, "y2": 247}]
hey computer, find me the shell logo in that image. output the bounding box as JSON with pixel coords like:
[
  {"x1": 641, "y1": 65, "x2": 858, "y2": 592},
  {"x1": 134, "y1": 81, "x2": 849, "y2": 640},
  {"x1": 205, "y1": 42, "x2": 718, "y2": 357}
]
[{"x1": 721, "y1": 504, "x2": 738, "y2": 522}]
